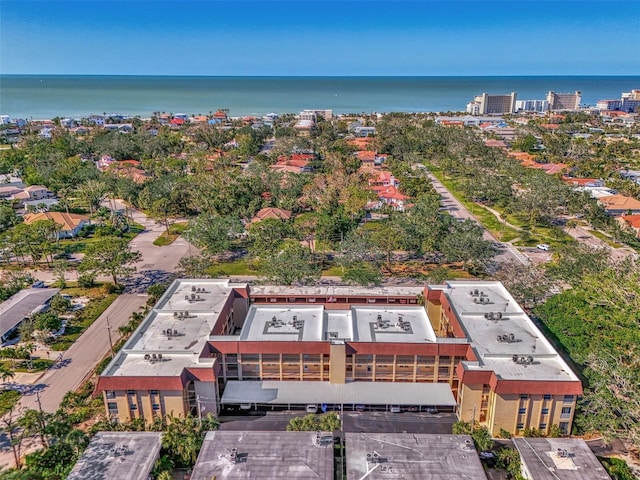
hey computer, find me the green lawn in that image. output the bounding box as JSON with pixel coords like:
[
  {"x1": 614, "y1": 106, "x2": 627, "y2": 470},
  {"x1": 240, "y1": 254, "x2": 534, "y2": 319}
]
[
  {"x1": 153, "y1": 222, "x2": 188, "y2": 246},
  {"x1": 59, "y1": 223, "x2": 144, "y2": 253},
  {"x1": 206, "y1": 259, "x2": 260, "y2": 277}
]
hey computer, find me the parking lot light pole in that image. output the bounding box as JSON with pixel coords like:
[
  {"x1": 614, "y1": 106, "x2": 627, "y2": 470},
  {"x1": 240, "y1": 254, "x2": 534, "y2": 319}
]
[{"x1": 106, "y1": 317, "x2": 114, "y2": 356}]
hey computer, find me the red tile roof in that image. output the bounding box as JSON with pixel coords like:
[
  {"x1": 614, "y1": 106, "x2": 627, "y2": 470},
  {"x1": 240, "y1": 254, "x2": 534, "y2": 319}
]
[
  {"x1": 620, "y1": 214, "x2": 640, "y2": 229},
  {"x1": 251, "y1": 207, "x2": 292, "y2": 223}
]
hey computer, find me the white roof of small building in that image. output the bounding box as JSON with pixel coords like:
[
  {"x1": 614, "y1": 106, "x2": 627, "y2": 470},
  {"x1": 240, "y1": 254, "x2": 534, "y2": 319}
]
[
  {"x1": 513, "y1": 438, "x2": 611, "y2": 480},
  {"x1": 67, "y1": 432, "x2": 162, "y2": 480},
  {"x1": 345, "y1": 433, "x2": 487, "y2": 480},
  {"x1": 191, "y1": 431, "x2": 334, "y2": 480}
]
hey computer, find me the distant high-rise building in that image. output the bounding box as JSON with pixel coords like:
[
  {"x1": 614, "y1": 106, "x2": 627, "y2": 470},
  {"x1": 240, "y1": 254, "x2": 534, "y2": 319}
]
[
  {"x1": 515, "y1": 99, "x2": 549, "y2": 113},
  {"x1": 547, "y1": 91, "x2": 581, "y2": 111},
  {"x1": 467, "y1": 92, "x2": 517, "y2": 115},
  {"x1": 596, "y1": 89, "x2": 640, "y2": 113},
  {"x1": 596, "y1": 99, "x2": 623, "y2": 111},
  {"x1": 621, "y1": 90, "x2": 640, "y2": 113}
]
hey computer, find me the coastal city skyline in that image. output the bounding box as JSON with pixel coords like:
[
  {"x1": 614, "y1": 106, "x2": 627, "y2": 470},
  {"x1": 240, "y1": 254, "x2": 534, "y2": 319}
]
[{"x1": 1, "y1": 0, "x2": 639, "y2": 76}]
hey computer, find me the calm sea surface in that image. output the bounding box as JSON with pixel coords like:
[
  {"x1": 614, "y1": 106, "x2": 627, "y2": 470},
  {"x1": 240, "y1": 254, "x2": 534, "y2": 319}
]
[{"x1": 1, "y1": 75, "x2": 639, "y2": 119}]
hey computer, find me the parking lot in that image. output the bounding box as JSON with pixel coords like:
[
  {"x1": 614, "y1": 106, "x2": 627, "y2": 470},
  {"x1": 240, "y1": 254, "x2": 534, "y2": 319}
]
[{"x1": 218, "y1": 410, "x2": 456, "y2": 434}]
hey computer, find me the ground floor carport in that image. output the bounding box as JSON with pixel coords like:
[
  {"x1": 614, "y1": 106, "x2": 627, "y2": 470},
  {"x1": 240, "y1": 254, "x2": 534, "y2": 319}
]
[{"x1": 220, "y1": 380, "x2": 457, "y2": 413}]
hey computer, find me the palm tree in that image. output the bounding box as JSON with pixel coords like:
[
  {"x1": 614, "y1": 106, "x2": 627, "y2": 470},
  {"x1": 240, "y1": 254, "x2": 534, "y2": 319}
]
[{"x1": 74, "y1": 179, "x2": 107, "y2": 217}]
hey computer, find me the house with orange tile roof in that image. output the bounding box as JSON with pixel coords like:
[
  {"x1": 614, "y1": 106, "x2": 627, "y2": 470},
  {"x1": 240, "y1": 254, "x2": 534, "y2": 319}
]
[
  {"x1": 562, "y1": 177, "x2": 604, "y2": 187},
  {"x1": 250, "y1": 207, "x2": 292, "y2": 224},
  {"x1": 23, "y1": 212, "x2": 90, "y2": 239},
  {"x1": 598, "y1": 194, "x2": 640, "y2": 215},
  {"x1": 617, "y1": 215, "x2": 640, "y2": 237},
  {"x1": 271, "y1": 154, "x2": 314, "y2": 174},
  {"x1": 369, "y1": 185, "x2": 410, "y2": 212}
]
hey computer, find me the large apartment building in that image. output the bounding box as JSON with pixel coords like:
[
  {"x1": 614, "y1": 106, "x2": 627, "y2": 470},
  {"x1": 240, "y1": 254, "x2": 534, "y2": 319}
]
[
  {"x1": 467, "y1": 92, "x2": 517, "y2": 115},
  {"x1": 97, "y1": 279, "x2": 581, "y2": 436},
  {"x1": 547, "y1": 91, "x2": 581, "y2": 111}
]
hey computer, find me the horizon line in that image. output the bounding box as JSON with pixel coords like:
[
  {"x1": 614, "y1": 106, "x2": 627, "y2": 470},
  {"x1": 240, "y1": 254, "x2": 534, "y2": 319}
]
[{"x1": 2, "y1": 73, "x2": 640, "y2": 78}]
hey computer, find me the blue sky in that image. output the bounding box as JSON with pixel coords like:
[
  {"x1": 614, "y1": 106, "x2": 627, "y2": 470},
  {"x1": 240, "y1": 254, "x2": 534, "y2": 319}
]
[{"x1": 1, "y1": 0, "x2": 638, "y2": 75}]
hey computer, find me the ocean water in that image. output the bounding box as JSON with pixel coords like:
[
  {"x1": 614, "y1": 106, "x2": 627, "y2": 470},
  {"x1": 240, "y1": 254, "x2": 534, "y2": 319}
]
[{"x1": 1, "y1": 75, "x2": 639, "y2": 119}]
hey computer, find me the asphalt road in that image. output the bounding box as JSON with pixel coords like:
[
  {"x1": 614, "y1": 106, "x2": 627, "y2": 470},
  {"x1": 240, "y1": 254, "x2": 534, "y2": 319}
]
[
  {"x1": 565, "y1": 225, "x2": 638, "y2": 262},
  {"x1": 427, "y1": 172, "x2": 528, "y2": 266},
  {"x1": 8, "y1": 203, "x2": 193, "y2": 414}
]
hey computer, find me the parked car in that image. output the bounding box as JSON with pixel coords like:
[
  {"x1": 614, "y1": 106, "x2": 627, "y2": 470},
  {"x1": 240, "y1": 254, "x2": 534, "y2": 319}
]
[
  {"x1": 32, "y1": 280, "x2": 46, "y2": 288},
  {"x1": 306, "y1": 404, "x2": 318, "y2": 413},
  {"x1": 389, "y1": 405, "x2": 401, "y2": 413},
  {"x1": 536, "y1": 244, "x2": 550, "y2": 251}
]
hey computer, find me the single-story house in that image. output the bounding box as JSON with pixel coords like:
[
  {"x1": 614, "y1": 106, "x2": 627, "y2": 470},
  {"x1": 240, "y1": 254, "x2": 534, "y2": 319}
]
[
  {"x1": 250, "y1": 207, "x2": 292, "y2": 224},
  {"x1": 23, "y1": 211, "x2": 90, "y2": 239},
  {"x1": 617, "y1": 215, "x2": 640, "y2": 237},
  {"x1": 598, "y1": 194, "x2": 640, "y2": 216}
]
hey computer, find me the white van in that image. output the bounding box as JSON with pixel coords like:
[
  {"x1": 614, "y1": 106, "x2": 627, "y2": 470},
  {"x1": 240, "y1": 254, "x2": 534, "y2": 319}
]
[
  {"x1": 306, "y1": 404, "x2": 318, "y2": 413},
  {"x1": 389, "y1": 405, "x2": 401, "y2": 413}
]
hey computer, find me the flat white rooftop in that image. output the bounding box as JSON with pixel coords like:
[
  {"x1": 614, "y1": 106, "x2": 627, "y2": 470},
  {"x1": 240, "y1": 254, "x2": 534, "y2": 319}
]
[
  {"x1": 191, "y1": 431, "x2": 333, "y2": 480},
  {"x1": 438, "y1": 281, "x2": 580, "y2": 383},
  {"x1": 155, "y1": 278, "x2": 244, "y2": 312},
  {"x1": 345, "y1": 433, "x2": 487, "y2": 480},
  {"x1": 67, "y1": 432, "x2": 162, "y2": 480},
  {"x1": 513, "y1": 438, "x2": 611, "y2": 480},
  {"x1": 221, "y1": 381, "x2": 456, "y2": 407},
  {"x1": 240, "y1": 305, "x2": 437, "y2": 343}
]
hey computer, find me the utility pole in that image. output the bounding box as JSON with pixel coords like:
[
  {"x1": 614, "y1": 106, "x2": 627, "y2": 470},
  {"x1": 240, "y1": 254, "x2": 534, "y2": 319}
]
[{"x1": 106, "y1": 316, "x2": 114, "y2": 356}]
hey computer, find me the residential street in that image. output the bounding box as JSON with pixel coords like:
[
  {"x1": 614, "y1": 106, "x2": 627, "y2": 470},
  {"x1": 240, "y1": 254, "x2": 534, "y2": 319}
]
[
  {"x1": 24, "y1": 202, "x2": 192, "y2": 412},
  {"x1": 427, "y1": 172, "x2": 529, "y2": 266},
  {"x1": 565, "y1": 224, "x2": 638, "y2": 262}
]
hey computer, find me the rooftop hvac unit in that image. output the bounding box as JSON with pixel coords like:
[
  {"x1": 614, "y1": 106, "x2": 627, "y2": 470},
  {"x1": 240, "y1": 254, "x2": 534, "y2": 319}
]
[
  {"x1": 556, "y1": 448, "x2": 569, "y2": 458},
  {"x1": 158, "y1": 353, "x2": 163, "y2": 360},
  {"x1": 191, "y1": 286, "x2": 196, "y2": 292},
  {"x1": 496, "y1": 312, "x2": 503, "y2": 320},
  {"x1": 144, "y1": 354, "x2": 150, "y2": 360},
  {"x1": 152, "y1": 354, "x2": 157, "y2": 360},
  {"x1": 377, "y1": 314, "x2": 382, "y2": 321},
  {"x1": 173, "y1": 312, "x2": 178, "y2": 317},
  {"x1": 230, "y1": 447, "x2": 238, "y2": 464}
]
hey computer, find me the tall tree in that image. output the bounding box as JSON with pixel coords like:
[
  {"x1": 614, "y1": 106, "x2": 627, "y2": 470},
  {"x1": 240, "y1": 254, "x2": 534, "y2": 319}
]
[{"x1": 79, "y1": 237, "x2": 141, "y2": 287}]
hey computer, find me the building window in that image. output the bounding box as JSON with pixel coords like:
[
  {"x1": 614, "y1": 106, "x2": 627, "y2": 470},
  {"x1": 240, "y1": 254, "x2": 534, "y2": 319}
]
[
  {"x1": 127, "y1": 390, "x2": 136, "y2": 395},
  {"x1": 516, "y1": 423, "x2": 524, "y2": 429},
  {"x1": 539, "y1": 423, "x2": 547, "y2": 430},
  {"x1": 563, "y1": 395, "x2": 574, "y2": 403},
  {"x1": 543, "y1": 394, "x2": 552, "y2": 400},
  {"x1": 149, "y1": 390, "x2": 159, "y2": 396},
  {"x1": 559, "y1": 422, "x2": 569, "y2": 434},
  {"x1": 107, "y1": 402, "x2": 118, "y2": 413},
  {"x1": 520, "y1": 394, "x2": 528, "y2": 399},
  {"x1": 105, "y1": 391, "x2": 116, "y2": 399},
  {"x1": 519, "y1": 408, "x2": 526, "y2": 414},
  {"x1": 130, "y1": 404, "x2": 137, "y2": 410},
  {"x1": 542, "y1": 408, "x2": 549, "y2": 415},
  {"x1": 152, "y1": 404, "x2": 160, "y2": 411},
  {"x1": 561, "y1": 407, "x2": 572, "y2": 418}
]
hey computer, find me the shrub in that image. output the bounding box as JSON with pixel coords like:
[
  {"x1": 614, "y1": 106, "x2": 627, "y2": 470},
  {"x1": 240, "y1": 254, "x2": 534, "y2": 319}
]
[{"x1": 78, "y1": 273, "x2": 96, "y2": 288}]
